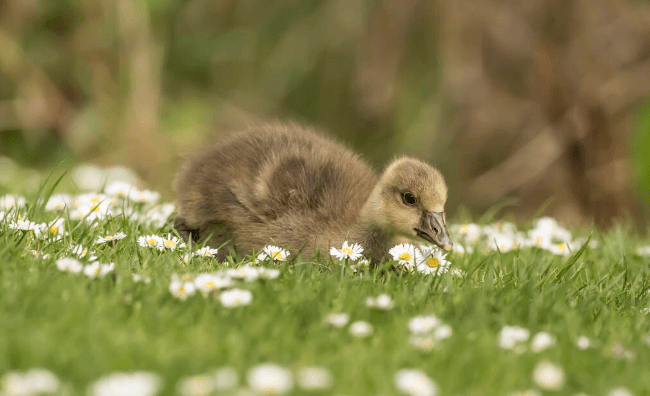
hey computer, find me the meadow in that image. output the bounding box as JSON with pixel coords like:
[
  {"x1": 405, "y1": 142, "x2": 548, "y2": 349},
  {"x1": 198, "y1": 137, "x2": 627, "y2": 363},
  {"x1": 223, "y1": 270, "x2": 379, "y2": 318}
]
[{"x1": 1, "y1": 173, "x2": 649, "y2": 396}]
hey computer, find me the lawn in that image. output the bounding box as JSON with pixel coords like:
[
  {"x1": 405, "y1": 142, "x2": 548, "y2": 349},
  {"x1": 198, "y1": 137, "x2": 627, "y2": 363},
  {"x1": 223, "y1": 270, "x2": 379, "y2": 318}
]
[{"x1": 0, "y1": 174, "x2": 649, "y2": 396}]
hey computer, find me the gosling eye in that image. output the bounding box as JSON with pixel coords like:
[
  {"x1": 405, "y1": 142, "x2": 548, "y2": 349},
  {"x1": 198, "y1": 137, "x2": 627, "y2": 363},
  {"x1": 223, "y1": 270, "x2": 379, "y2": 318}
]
[{"x1": 401, "y1": 192, "x2": 417, "y2": 206}]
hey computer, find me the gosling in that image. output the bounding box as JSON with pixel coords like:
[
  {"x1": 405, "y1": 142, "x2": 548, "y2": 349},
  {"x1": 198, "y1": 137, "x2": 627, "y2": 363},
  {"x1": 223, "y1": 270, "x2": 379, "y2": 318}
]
[{"x1": 174, "y1": 123, "x2": 452, "y2": 264}]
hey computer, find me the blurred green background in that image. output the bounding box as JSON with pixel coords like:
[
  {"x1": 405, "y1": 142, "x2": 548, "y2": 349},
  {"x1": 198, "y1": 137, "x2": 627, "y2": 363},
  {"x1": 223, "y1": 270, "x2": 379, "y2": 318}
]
[{"x1": 1, "y1": 0, "x2": 650, "y2": 227}]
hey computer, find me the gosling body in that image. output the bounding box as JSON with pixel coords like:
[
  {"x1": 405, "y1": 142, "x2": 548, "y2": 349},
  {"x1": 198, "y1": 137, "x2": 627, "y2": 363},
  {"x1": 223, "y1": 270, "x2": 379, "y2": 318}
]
[{"x1": 174, "y1": 123, "x2": 452, "y2": 263}]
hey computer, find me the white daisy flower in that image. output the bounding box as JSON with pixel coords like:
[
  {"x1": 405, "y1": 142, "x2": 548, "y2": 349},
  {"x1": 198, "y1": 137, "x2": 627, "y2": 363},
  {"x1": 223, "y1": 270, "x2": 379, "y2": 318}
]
[
  {"x1": 296, "y1": 367, "x2": 333, "y2": 391},
  {"x1": 415, "y1": 246, "x2": 450, "y2": 275},
  {"x1": 257, "y1": 245, "x2": 290, "y2": 262},
  {"x1": 636, "y1": 246, "x2": 650, "y2": 256},
  {"x1": 433, "y1": 324, "x2": 453, "y2": 340},
  {"x1": 55, "y1": 257, "x2": 84, "y2": 274},
  {"x1": 450, "y1": 267, "x2": 466, "y2": 278},
  {"x1": 8, "y1": 219, "x2": 39, "y2": 232},
  {"x1": 349, "y1": 321, "x2": 373, "y2": 338},
  {"x1": 68, "y1": 245, "x2": 98, "y2": 261},
  {"x1": 258, "y1": 267, "x2": 280, "y2": 279},
  {"x1": 394, "y1": 369, "x2": 438, "y2": 396},
  {"x1": 73, "y1": 192, "x2": 109, "y2": 208},
  {"x1": 96, "y1": 232, "x2": 127, "y2": 244},
  {"x1": 129, "y1": 189, "x2": 160, "y2": 204},
  {"x1": 365, "y1": 294, "x2": 394, "y2": 310},
  {"x1": 143, "y1": 203, "x2": 176, "y2": 228},
  {"x1": 169, "y1": 280, "x2": 196, "y2": 300},
  {"x1": 195, "y1": 246, "x2": 219, "y2": 257},
  {"x1": 325, "y1": 313, "x2": 349, "y2": 328},
  {"x1": 0, "y1": 368, "x2": 60, "y2": 396},
  {"x1": 220, "y1": 289, "x2": 253, "y2": 307},
  {"x1": 213, "y1": 367, "x2": 239, "y2": 390},
  {"x1": 488, "y1": 233, "x2": 519, "y2": 252},
  {"x1": 138, "y1": 235, "x2": 164, "y2": 250},
  {"x1": 532, "y1": 361, "x2": 565, "y2": 391},
  {"x1": 409, "y1": 335, "x2": 436, "y2": 352},
  {"x1": 608, "y1": 387, "x2": 634, "y2": 396},
  {"x1": 40, "y1": 218, "x2": 66, "y2": 239},
  {"x1": 88, "y1": 372, "x2": 162, "y2": 396},
  {"x1": 83, "y1": 262, "x2": 115, "y2": 278},
  {"x1": 531, "y1": 332, "x2": 556, "y2": 353},
  {"x1": 546, "y1": 242, "x2": 572, "y2": 256},
  {"x1": 408, "y1": 315, "x2": 440, "y2": 334},
  {"x1": 498, "y1": 325, "x2": 530, "y2": 350},
  {"x1": 576, "y1": 336, "x2": 591, "y2": 350},
  {"x1": 0, "y1": 194, "x2": 26, "y2": 210},
  {"x1": 161, "y1": 234, "x2": 186, "y2": 251},
  {"x1": 226, "y1": 265, "x2": 260, "y2": 282},
  {"x1": 329, "y1": 241, "x2": 364, "y2": 261},
  {"x1": 45, "y1": 194, "x2": 72, "y2": 211},
  {"x1": 104, "y1": 181, "x2": 137, "y2": 198},
  {"x1": 194, "y1": 273, "x2": 233, "y2": 294},
  {"x1": 132, "y1": 274, "x2": 151, "y2": 284},
  {"x1": 247, "y1": 364, "x2": 293, "y2": 395},
  {"x1": 389, "y1": 243, "x2": 419, "y2": 269},
  {"x1": 452, "y1": 223, "x2": 482, "y2": 244},
  {"x1": 176, "y1": 374, "x2": 214, "y2": 396}
]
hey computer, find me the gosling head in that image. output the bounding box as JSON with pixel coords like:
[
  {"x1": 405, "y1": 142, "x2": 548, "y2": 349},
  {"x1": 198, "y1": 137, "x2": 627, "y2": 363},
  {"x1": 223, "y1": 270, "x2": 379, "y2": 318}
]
[{"x1": 365, "y1": 156, "x2": 453, "y2": 251}]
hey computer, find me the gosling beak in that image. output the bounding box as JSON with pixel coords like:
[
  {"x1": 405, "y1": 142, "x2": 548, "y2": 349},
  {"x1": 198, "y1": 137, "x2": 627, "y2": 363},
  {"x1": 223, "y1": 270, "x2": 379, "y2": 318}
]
[{"x1": 415, "y1": 212, "x2": 453, "y2": 252}]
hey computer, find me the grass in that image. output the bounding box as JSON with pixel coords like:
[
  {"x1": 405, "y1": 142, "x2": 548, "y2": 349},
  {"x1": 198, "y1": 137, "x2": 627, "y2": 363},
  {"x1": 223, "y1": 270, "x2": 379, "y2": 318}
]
[{"x1": 1, "y1": 178, "x2": 650, "y2": 396}]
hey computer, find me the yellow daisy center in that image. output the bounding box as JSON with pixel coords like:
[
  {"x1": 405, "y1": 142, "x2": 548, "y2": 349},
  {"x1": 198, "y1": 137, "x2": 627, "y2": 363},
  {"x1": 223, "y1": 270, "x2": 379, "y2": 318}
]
[
  {"x1": 206, "y1": 281, "x2": 216, "y2": 288},
  {"x1": 203, "y1": 251, "x2": 211, "y2": 256},
  {"x1": 49, "y1": 226, "x2": 58, "y2": 235},
  {"x1": 147, "y1": 239, "x2": 157, "y2": 245},
  {"x1": 178, "y1": 286, "x2": 186, "y2": 294},
  {"x1": 398, "y1": 252, "x2": 412, "y2": 261},
  {"x1": 91, "y1": 197, "x2": 100, "y2": 203},
  {"x1": 93, "y1": 267, "x2": 100, "y2": 274},
  {"x1": 182, "y1": 274, "x2": 190, "y2": 281},
  {"x1": 460, "y1": 225, "x2": 469, "y2": 232},
  {"x1": 165, "y1": 239, "x2": 176, "y2": 248},
  {"x1": 91, "y1": 205, "x2": 100, "y2": 212},
  {"x1": 427, "y1": 257, "x2": 440, "y2": 268},
  {"x1": 557, "y1": 243, "x2": 565, "y2": 251},
  {"x1": 342, "y1": 247, "x2": 354, "y2": 255},
  {"x1": 271, "y1": 251, "x2": 283, "y2": 259}
]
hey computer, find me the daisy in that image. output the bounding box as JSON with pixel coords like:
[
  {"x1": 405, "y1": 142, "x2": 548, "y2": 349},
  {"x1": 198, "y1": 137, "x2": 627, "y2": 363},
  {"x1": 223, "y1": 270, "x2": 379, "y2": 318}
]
[
  {"x1": 83, "y1": 262, "x2": 115, "y2": 278},
  {"x1": 247, "y1": 364, "x2": 293, "y2": 395},
  {"x1": 88, "y1": 372, "x2": 162, "y2": 396},
  {"x1": 169, "y1": 280, "x2": 196, "y2": 300},
  {"x1": 408, "y1": 315, "x2": 440, "y2": 334},
  {"x1": 129, "y1": 189, "x2": 160, "y2": 204},
  {"x1": 161, "y1": 234, "x2": 186, "y2": 251},
  {"x1": 576, "y1": 336, "x2": 591, "y2": 350},
  {"x1": 415, "y1": 246, "x2": 450, "y2": 275},
  {"x1": 409, "y1": 335, "x2": 436, "y2": 352},
  {"x1": 329, "y1": 241, "x2": 364, "y2": 261},
  {"x1": 220, "y1": 289, "x2": 253, "y2": 307},
  {"x1": 194, "y1": 246, "x2": 219, "y2": 257},
  {"x1": 325, "y1": 313, "x2": 349, "y2": 328},
  {"x1": 143, "y1": 203, "x2": 176, "y2": 228},
  {"x1": 55, "y1": 257, "x2": 84, "y2": 274},
  {"x1": 257, "y1": 245, "x2": 290, "y2": 262},
  {"x1": 0, "y1": 194, "x2": 26, "y2": 210},
  {"x1": 8, "y1": 219, "x2": 39, "y2": 232},
  {"x1": 349, "y1": 321, "x2": 373, "y2": 338},
  {"x1": 636, "y1": 246, "x2": 650, "y2": 256},
  {"x1": 389, "y1": 243, "x2": 419, "y2": 269},
  {"x1": 452, "y1": 223, "x2": 482, "y2": 244},
  {"x1": 213, "y1": 367, "x2": 239, "y2": 390},
  {"x1": 45, "y1": 194, "x2": 72, "y2": 211},
  {"x1": 532, "y1": 361, "x2": 564, "y2": 391},
  {"x1": 0, "y1": 369, "x2": 60, "y2": 396},
  {"x1": 546, "y1": 242, "x2": 571, "y2": 256},
  {"x1": 132, "y1": 274, "x2": 151, "y2": 284},
  {"x1": 226, "y1": 266, "x2": 260, "y2": 282},
  {"x1": 498, "y1": 325, "x2": 530, "y2": 351},
  {"x1": 258, "y1": 267, "x2": 280, "y2": 279},
  {"x1": 194, "y1": 273, "x2": 233, "y2": 294},
  {"x1": 138, "y1": 235, "x2": 163, "y2": 250},
  {"x1": 96, "y1": 232, "x2": 127, "y2": 244},
  {"x1": 365, "y1": 294, "x2": 394, "y2": 310},
  {"x1": 394, "y1": 369, "x2": 438, "y2": 396},
  {"x1": 530, "y1": 332, "x2": 556, "y2": 353},
  {"x1": 176, "y1": 374, "x2": 214, "y2": 396},
  {"x1": 40, "y1": 218, "x2": 66, "y2": 239},
  {"x1": 296, "y1": 367, "x2": 332, "y2": 391},
  {"x1": 433, "y1": 324, "x2": 453, "y2": 340},
  {"x1": 68, "y1": 245, "x2": 98, "y2": 261},
  {"x1": 104, "y1": 181, "x2": 137, "y2": 198}
]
